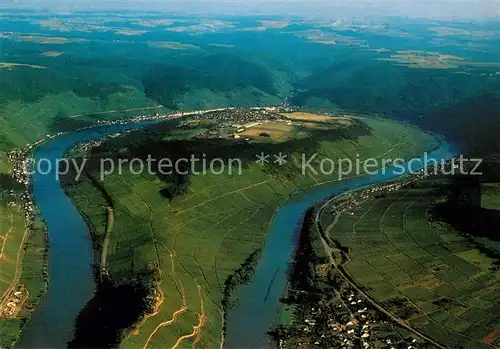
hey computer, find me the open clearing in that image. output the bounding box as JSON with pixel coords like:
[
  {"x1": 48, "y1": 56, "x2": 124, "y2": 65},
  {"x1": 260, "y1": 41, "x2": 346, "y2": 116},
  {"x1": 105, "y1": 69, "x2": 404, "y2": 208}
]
[
  {"x1": 17, "y1": 35, "x2": 88, "y2": 44},
  {"x1": 481, "y1": 183, "x2": 500, "y2": 211},
  {"x1": 40, "y1": 51, "x2": 64, "y2": 57},
  {"x1": 258, "y1": 20, "x2": 290, "y2": 29},
  {"x1": 324, "y1": 178, "x2": 500, "y2": 348},
  {"x1": 281, "y1": 112, "x2": 333, "y2": 122},
  {"x1": 0, "y1": 205, "x2": 46, "y2": 348},
  {"x1": 379, "y1": 50, "x2": 500, "y2": 69},
  {"x1": 235, "y1": 117, "x2": 353, "y2": 142},
  {"x1": 0, "y1": 63, "x2": 45, "y2": 69},
  {"x1": 235, "y1": 122, "x2": 298, "y2": 141},
  {"x1": 147, "y1": 41, "x2": 201, "y2": 50},
  {"x1": 64, "y1": 116, "x2": 439, "y2": 348},
  {"x1": 282, "y1": 112, "x2": 354, "y2": 126}
]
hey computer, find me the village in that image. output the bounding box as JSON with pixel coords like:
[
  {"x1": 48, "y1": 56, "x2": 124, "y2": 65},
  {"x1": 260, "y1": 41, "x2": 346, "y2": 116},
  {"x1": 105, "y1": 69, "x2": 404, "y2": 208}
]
[
  {"x1": 175, "y1": 105, "x2": 299, "y2": 141},
  {"x1": 275, "y1": 162, "x2": 458, "y2": 349},
  {"x1": 327, "y1": 155, "x2": 460, "y2": 220},
  {"x1": 0, "y1": 285, "x2": 28, "y2": 319},
  {"x1": 277, "y1": 273, "x2": 426, "y2": 349},
  {"x1": 328, "y1": 175, "x2": 424, "y2": 219},
  {"x1": 6, "y1": 105, "x2": 296, "y2": 232}
]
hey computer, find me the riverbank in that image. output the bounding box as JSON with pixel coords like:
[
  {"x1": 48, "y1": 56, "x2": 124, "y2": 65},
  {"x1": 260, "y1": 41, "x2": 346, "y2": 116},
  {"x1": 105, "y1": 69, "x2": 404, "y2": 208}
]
[
  {"x1": 13, "y1": 115, "x2": 180, "y2": 348},
  {"x1": 224, "y1": 139, "x2": 456, "y2": 348},
  {"x1": 221, "y1": 249, "x2": 261, "y2": 332},
  {"x1": 273, "y1": 170, "x2": 454, "y2": 348},
  {"x1": 0, "y1": 150, "x2": 49, "y2": 348},
  {"x1": 304, "y1": 170, "x2": 500, "y2": 349},
  {"x1": 273, "y1": 202, "x2": 436, "y2": 348},
  {"x1": 0, "y1": 214, "x2": 49, "y2": 348},
  {"x1": 9, "y1": 106, "x2": 244, "y2": 346}
]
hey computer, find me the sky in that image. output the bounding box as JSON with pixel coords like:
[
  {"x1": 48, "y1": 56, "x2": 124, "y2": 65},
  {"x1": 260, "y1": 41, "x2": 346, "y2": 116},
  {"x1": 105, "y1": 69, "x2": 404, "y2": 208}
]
[{"x1": 1, "y1": 0, "x2": 499, "y2": 20}]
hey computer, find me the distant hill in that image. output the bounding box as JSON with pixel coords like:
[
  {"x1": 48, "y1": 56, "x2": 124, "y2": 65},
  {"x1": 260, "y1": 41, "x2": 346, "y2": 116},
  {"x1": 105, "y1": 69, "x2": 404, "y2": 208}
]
[
  {"x1": 421, "y1": 91, "x2": 500, "y2": 157},
  {"x1": 290, "y1": 58, "x2": 500, "y2": 157},
  {"x1": 142, "y1": 53, "x2": 288, "y2": 110}
]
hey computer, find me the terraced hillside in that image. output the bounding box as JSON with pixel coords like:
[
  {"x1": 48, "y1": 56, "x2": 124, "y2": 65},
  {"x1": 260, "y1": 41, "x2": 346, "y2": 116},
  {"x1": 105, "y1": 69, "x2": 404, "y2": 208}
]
[
  {"x1": 322, "y1": 177, "x2": 500, "y2": 348},
  {"x1": 62, "y1": 115, "x2": 438, "y2": 348},
  {"x1": 0, "y1": 190, "x2": 47, "y2": 347}
]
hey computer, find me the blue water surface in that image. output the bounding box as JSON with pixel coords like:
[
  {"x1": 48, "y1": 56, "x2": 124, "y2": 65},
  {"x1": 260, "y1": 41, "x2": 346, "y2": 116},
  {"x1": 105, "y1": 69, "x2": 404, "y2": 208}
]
[{"x1": 17, "y1": 121, "x2": 159, "y2": 348}]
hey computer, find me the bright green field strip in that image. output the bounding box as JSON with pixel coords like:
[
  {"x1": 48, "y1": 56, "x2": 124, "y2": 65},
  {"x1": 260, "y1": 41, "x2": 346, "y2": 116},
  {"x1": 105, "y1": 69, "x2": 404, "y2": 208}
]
[
  {"x1": 0, "y1": 203, "x2": 26, "y2": 298},
  {"x1": 481, "y1": 183, "x2": 500, "y2": 211},
  {"x1": 0, "y1": 215, "x2": 46, "y2": 348}
]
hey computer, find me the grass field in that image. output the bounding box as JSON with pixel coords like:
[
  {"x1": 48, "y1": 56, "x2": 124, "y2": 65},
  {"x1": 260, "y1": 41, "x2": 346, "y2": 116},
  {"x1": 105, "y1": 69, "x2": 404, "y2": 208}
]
[
  {"x1": 481, "y1": 183, "x2": 500, "y2": 211},
  {"x1": 324, "y1": 177, "x2": 500, "y2": 348},
  {"x1": 282, "y1": 112, "x2": 333, "y2": 122},
  {"x1": 0, "y1": 201, "x2": 26, "y2": 301},
  {"x1": 235, "y1": 122, "x2": 300, "y2": 142},
  {"x1": 0, "y1": 63, "x2": 46, "y2": 69},
  {"x1": 63, "y1": 116, "x2": 439, "y2": 348},
  {"x1": 40, "y1": 51, "x2": 65, "y2": 57},
  {"x1": 0, "y1": 214, "x2": 47, "y2": 348},
  {"x1": 281, "y1": 112, "x2": 353, "y2": 125},
  {"x1": 0, "y1": 91, "x2": 168, "y2": 172}
]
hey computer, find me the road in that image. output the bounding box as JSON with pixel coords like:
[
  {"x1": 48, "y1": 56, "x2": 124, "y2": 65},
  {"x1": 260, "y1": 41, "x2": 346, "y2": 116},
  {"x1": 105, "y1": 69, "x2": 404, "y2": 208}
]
[
  {"x1": 0, "y1": 226, "x2": 29, "y2": 313},
  {"x1": 314, "y1": 190, "x2": 449, "y2": 349},
  {"x1": 99, "y1": 206, "x2": 114, "y2": 279},
  {"x1": 68, "y1": 105, "x2": 164, "y2": 119}
]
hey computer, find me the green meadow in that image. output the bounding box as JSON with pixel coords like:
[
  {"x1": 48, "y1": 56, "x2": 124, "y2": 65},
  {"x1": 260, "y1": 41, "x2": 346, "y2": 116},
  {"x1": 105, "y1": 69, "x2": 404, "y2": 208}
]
[
  {"x1": 0, "y1": 215, "x2": 47, "y2": 348},
  {"x1": 0, "y1": 200, "x2": 27, "y2": 348},
  {"x1": 481, "y1": 183, "x2": 500, "y2": 211}
]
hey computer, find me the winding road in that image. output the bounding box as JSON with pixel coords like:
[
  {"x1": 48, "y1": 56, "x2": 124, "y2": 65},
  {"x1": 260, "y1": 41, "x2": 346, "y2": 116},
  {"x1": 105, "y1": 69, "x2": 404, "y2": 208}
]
[{"x1": 314, "y1": 187, "x2": 449, "y2": 349}]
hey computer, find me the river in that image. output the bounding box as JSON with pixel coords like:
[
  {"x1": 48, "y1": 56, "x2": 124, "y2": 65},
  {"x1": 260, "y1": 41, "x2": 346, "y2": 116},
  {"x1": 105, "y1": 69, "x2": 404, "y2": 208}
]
[
  {"x1": 16, "y1": 118, "x2": 457, "y2": 348},
  {"x1": 16, "y1": 121, "x2": 159, "y2": 348}
]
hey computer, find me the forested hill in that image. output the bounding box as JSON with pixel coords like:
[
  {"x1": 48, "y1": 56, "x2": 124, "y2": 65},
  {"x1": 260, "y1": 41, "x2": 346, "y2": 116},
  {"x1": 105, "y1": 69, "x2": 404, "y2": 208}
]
[{"x1": 290, "y1": 57, "x2": 500, "y2": 157}]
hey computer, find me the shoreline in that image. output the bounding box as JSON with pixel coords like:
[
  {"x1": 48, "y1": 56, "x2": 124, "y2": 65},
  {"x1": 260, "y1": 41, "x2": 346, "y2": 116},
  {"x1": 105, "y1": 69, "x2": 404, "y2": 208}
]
[
  {"x1": 226, "y1": 136, "x2": 455, "y2": 347},
  {"x1": 274, "y1": 166, "x2": 454, "y2": 348}
]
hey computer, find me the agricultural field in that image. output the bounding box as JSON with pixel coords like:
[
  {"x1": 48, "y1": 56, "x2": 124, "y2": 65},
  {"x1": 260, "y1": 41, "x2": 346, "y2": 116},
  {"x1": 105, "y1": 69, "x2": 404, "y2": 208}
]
[
  {"x1": 0, "y1": 200, "x2": 26, "y2": 305},
  {"x1": 0, "y1": 176, "x2": 46, "y2": 342},
  {"x1": 63, "y1": 116, "x2": 438, "y2": 348},
  {"x1": 235, "y1": 122, "x2": 300, "y2": 142},
  {"x1": 481, "y1": 183, "x2": 500, "y2": 211},
  {"x1": 0, "y1": 63, "x2": 46, "y2": 69},
  {"x1": 282, "y1": 112, "x2": 353, "y2": 124},
  {"x1": 377, "y1": 50, "x2": 500, "y2": 70},
  {"x1": 325, "y1": 177, "x2": 500, "y2": 348},
  {"x1": 0, "y1": 213, "x2": 47, "y2": 348}
]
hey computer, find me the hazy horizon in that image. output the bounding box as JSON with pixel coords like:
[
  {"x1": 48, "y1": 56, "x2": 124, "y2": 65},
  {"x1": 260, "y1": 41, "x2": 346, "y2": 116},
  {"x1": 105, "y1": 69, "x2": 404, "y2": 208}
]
[{"x1": 1, "y1": 0, "x2": 499, "y2": 21}]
